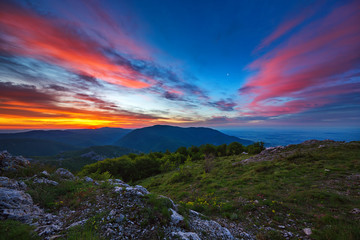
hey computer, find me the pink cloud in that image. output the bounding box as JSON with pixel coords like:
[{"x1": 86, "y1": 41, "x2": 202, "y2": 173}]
[
  {"x1": 242, "y1": 0, "x2": 360, "y2": 117},
  {"x1": 0, "y1": 2, "x2": 151, "y2": 89}
]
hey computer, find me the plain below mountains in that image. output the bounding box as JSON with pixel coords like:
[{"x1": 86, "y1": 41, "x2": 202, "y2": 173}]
[{"x1": 0, "y1": 125, "x2": 252, "y2": 156}]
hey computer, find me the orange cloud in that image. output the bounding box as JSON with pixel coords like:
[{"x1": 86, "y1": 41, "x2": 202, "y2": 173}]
[{"x1": 0, "y1": 82, "x2": 171, "y2": 129}]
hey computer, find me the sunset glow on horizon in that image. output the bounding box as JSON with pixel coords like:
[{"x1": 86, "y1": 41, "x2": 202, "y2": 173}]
[{"x1": 0, "y1": 0, "x2": 359, "y2": 130}]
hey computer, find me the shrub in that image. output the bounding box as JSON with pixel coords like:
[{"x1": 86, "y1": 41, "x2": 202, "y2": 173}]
[{"x1": 246, "y1": 142, "x2": 265, "y2": 154}]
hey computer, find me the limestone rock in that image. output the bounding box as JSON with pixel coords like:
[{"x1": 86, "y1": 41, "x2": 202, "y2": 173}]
[
  {"x1": 0, "y1": 187, "x2": 42, "y2": 223},
  {"x1": 55, "y1": 168, "x2": 74, "y2": 179},
  {"x1": 83, "y1": 176, "x2": 94, "y2": 182},
  {"x1": 170, "y1": 208, "x2": 184, "y2": 224},
  {"x1": 0, "y1": 150, "x2": 30, "y2": 172},
  {"x1": 33, "y1": 177, "x2": 59, "y2": 186},
  {"x1": 303, "y1": 228, "x2": 312, "y2": 236},
  {"x1": 0, "y1": 176, "x2": 26, "y2": 190},
  {"x1": 171, "y1": 231, "x2": 201, "y2": 240}
]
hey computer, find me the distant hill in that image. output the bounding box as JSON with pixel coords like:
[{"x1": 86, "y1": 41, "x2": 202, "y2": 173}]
[
  {"x1": 0, "y1": 138, "x2": 78, "y2": 156},
  {"x1": 32, "y1": 145, "x2": 138, "y2": 171},
  {"x1": 115, "y1": 125, "x2": 253, "y2": 152},
  {"x1": 0, "y1": 127, "x2": 131, "y2": 153}
]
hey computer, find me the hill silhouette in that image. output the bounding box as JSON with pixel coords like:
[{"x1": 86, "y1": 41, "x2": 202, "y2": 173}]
[{"x1": 116, "y1": 125, "x2": 253, "y2": 152}]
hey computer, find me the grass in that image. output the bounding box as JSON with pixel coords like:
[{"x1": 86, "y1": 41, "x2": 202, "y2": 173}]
[
  {"x1": 0, "y1": 220, "x2": 39, "y2": 240},
  {"x1": 138, "y1": 141, "x2": 360, "y2": 239},
  {"x1": 61, "y1": 212, "x2": 108, "y2": 240},
  {"x1": 26, "y1": 179, "x2": 98, "y2": 210},
  {"x1": 141, "y1": 193, "x2": 173, "y2": 226}
]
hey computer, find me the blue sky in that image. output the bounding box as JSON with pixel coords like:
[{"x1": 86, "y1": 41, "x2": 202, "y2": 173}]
[{"x1": 0, "y1": 0, "x2": 359, "y2": 129}]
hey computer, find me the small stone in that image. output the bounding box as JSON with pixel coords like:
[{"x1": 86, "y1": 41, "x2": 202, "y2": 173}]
[
  {"x1": 350, "y1": 208, "x2": 360, "y2": 214},
  {"x1": 41, "y1": 170, "x2": 50, "y2": 177},
  {"x1": 115, "y1": 214, "x2": 125, "y2": 223},
  {"x1": 303, "y1": 228, "x2": 312, "y2": 236},
  {"x1": 278, "y1": 225, "x2": 285, "y2": 229},
  {"x1": 109, "y1": 209, "x2": 116, "y2": 216}
]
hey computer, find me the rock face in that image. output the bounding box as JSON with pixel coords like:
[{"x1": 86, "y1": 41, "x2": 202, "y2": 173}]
[{"x1": 0, "y1": 150, "x2": 30, "y2": 172}]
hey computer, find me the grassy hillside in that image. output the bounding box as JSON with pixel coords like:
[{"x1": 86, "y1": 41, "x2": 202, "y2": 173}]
[
  {"x1": 137, "y1": 141, "x2": 360, "y2": 239},
  {"x1": 116, "y1": 125, "x2": 253, "y2": 152}
]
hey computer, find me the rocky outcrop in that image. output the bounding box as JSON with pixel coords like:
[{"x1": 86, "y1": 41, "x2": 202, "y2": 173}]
[
  {"x1": 0, "y1": 172, "x2": 246, "y2": 239},
  {"x1": 0, "y1": 152, "x2": 246, "y2": 239},
  {"x1": 0, "y1": 150, "x2": 30, "y2": 172}
]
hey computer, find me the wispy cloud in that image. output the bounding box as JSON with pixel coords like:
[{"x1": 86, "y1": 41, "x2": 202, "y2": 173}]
[
  {"x1": 241, "y1": 0, "x2": 360, "y2": 117},
  {"x1": 0, "y1": 2, "x2": 155, "y2": 88}
]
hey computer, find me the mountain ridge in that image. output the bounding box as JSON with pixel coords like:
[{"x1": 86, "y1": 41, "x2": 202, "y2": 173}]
[{"x1": 116, "y1": 125, "x2": 253, "y2": 152}]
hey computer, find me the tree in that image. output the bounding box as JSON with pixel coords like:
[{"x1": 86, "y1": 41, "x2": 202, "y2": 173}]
[{"x1": 227, "y1": 142, "x2": 244, "y2": 155}]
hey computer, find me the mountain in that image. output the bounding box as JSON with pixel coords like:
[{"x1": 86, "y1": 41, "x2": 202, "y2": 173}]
[
  {"x1": 0, "y1": 138, "x2": 78, "y2": 156},
  {"x1": 115, "y1": 125, "x2": 253, "y2": 152},
  {"x1": 0, "y1": 127, "x2": 131, "y2": 147}
]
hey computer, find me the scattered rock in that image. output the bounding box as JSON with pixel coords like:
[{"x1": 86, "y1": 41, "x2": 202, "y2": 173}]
[
  {"x1": 66, "y1": 219, "x2": 88, "y2": 229},
  {"x1": 33, "y1": 177, "x2": 59, "y2": 186}
]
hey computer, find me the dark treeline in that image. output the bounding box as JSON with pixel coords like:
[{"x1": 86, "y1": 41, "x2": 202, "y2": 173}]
[{"x1": 79, "y1": 142, "x2": 264, "y2": 182}]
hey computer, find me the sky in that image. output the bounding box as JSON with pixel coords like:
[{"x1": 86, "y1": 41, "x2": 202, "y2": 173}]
[{"x1": 0, "y1": 0, "x2": 359, "y2": 130}]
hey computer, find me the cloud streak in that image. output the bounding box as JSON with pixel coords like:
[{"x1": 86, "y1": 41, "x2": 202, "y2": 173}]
[
  {"x1": 241, "y1": 0, "x2": 360, "y2": 117},
  {"x1": 0, "y1": 1, "x2": 151, "y2": 88}
]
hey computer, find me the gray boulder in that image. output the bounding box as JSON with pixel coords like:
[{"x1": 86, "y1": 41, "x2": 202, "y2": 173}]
[{"x1": 55, "y1": 168, "x2": 74, "y2": 179}]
